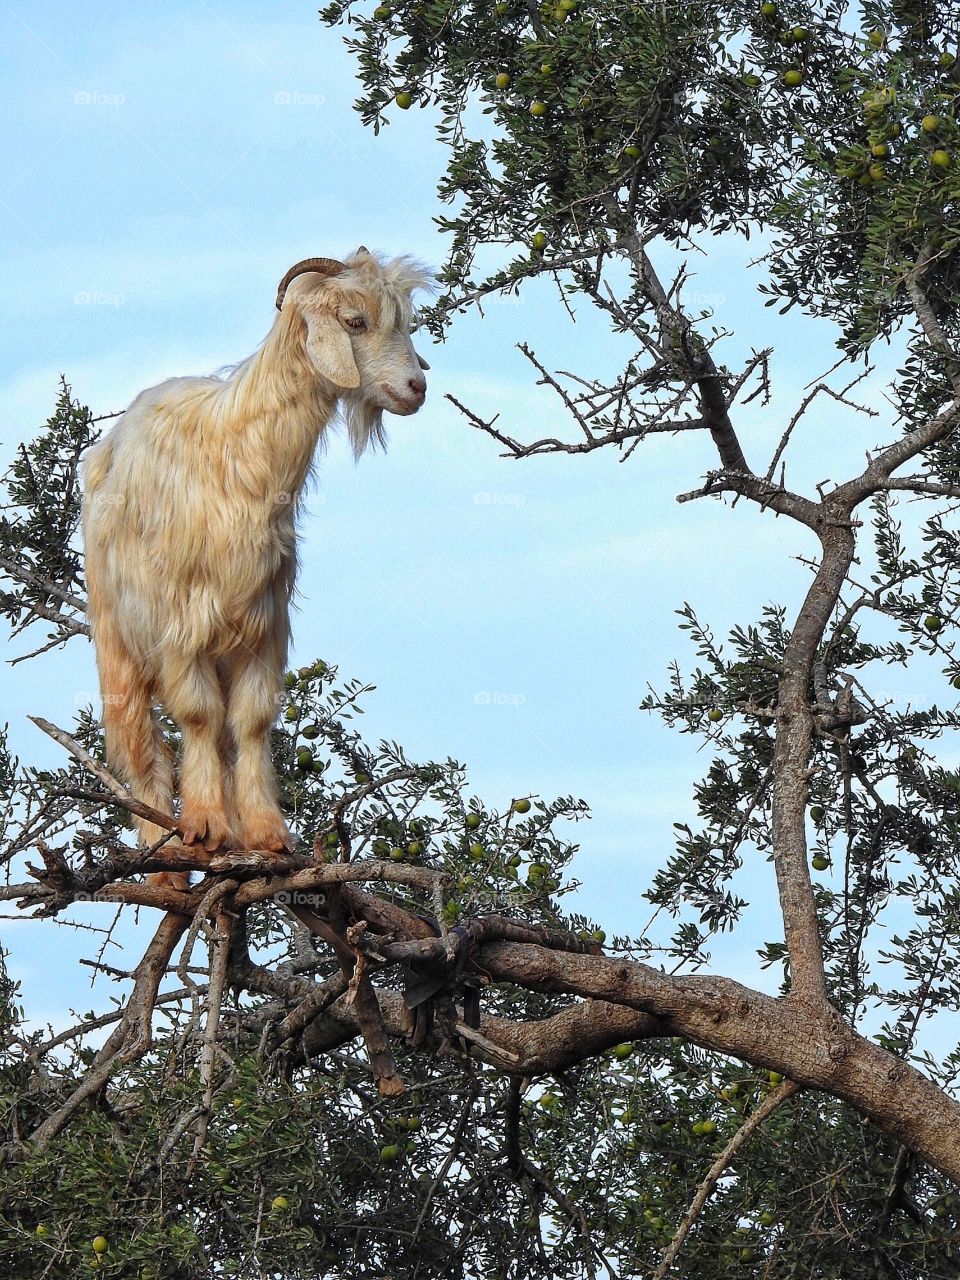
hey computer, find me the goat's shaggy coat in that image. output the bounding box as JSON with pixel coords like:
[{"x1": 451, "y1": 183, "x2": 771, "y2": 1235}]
[{"x1": 83, "y1": 251, "x2": 431, "y2": 887}]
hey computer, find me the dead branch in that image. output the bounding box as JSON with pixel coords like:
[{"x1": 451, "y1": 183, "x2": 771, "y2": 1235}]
[{"x1": 26, "y1": 911, "x2": 188, "y2": 1150}]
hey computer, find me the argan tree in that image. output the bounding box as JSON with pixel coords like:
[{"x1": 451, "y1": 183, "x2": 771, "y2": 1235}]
[{"x1": 2, "y1": 0, "x2": 960, "y2": 1275}]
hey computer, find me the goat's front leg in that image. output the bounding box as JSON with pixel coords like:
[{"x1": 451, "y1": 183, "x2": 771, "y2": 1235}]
[
  {"x1": 225, "y1": 636, "x2": 293, "y2": 856},
  {"x1": 161, "y1": 654, "x2": 235, "y2": 852}
]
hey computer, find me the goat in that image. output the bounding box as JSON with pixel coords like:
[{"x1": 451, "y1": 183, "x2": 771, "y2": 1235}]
[{"x1": 82, "y1": 248, "x2": 432, "y2": 889}]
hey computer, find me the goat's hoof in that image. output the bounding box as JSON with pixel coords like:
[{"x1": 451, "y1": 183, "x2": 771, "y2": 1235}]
[
  {"x1": 238, "y1": 815, "x2": 294, "y2": 855},
  {"x1": 147, "y1": 871, "x2": 191, "y2": 892},
  {"x1": 180, "y1": 808, "x2": 235, "y2": 853}
]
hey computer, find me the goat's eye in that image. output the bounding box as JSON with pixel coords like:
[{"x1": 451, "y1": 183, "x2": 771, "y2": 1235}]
[{"x1": 344, "y1": 315, "x2": 367, "y2": 332}]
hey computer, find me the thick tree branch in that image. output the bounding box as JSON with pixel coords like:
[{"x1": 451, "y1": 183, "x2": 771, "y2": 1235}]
[{"x1": 475, "y1": 943, "x2": 960, "y2": 1183}]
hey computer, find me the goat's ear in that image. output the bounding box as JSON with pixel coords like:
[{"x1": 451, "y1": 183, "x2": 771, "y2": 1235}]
[
  {"x1": 415, "y1": 351, "x2": 431, "y2": 371},
  {"x1": 304, "y1": 311, "x2": 361, "y2": 389}
]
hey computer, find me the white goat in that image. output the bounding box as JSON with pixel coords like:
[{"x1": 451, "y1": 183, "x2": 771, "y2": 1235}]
[{"x1": 82, "y1": 248, "x2": 431, "y2": 888}]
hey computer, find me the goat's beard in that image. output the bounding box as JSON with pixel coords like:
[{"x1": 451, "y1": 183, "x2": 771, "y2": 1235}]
[{"x1": 341, "y1": 393, "x2": 387, "y2": 459}]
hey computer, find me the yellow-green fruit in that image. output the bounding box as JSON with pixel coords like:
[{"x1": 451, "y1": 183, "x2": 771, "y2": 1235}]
[
  {"x1": 760, "y1": 1, "x2": 776, "y2": 14},
  {"x1": 742, "y1": 73, "x2": 762, "y2": 87},
  {"x1": 390, "y1": 846, "x2": 405, "y2": 861},
  {"x1": 513, "y1": 797, "x2": 532, "y2": 813},
  {"x1": 791, "y1": 25, "x2": 808, "y2": 39},
  {"x1": 468, "y1": 841, "x2": 485, "y2": 859},
  {"x1": 380, "y1": 1144, "x2": 402, "y2": 1163},
  {"x1": 530, "y1": 100, "x2": 547, "y2": 117},
  {"x1": 759, "y1": 1209, "x2": 776, "y2": 1227},
  {"x1": 870, "y1": 141, "x2": 888, "y2": 157},
  {"x1": 931, "y1": 150, "x2": 951, "y2": 168},
  {"x1": 868, "y1": 162, "x2": 885, "y2": 180},
  {"x1": 812, "y1": 854, "x2": 830, "y2": 871},
  {"x1": 809, "y1": 804, "x2": 824, "y2": 821},
  {"x1": 271, "y1": 1195, "x2": 290, "y2": 1212},
  {"x1": 782, "y1": 69, "x2": 803, "y2": 88},
  {"x1": 283, "y1": 672, "x2": 296, "y2": 689},
  {"x1": 769, "y1": 1070, "x2": 783, "y2": 1084},
  {"x1": 559, "y1": 0, "x2": 575, "y2": 9},
  {"x1": 395, "y1": 91, "x2": 413, "y2": 109},
  {"x1": 374, "y1": 4, "x2": 392, "y2": 16},
  {"x1": 495, "y1": 72, "x2": 511, "y2": 89},
  {"x1": 708, "y1": 708, "x2": 723, "y2": 722},
  {"x1": 922, "y1": 114, "x2": 941, "y2": 132},
  {"x1": 92, "y1": 1238, "x2": 109, "y2": 1255},
  {"x1": 701, "y1": 1118, "x2": 717, "y2": 1134},
  {"x1": 284, "y1": 705, "x2": 299, "y2": 721},
  {"x1": 407, "y1": 840, "x2": 424, "y2": 856},
  {"x1": 868, "y1": 30, "x2": 885, "y2": 47},
  {"x1": 925, "y1": 613, "x2": 944, "y2": 631},
  {"x1": 35, "y1": 1224, "x2": 50, "y2": 1239},
  {"x1": 592, "y1": 928, "x2": 606, "y2": 943},
  {"x1": 613, "y1": 1042, "x2": 633, "y2": 1060},
  {"x1": 540, "y1": 63, "x2": 553, "y2": 74},
  {"x1": 532, "y1": 231, "x2": 548, "y2": 251},
  {"x1": 624, "y1": 143, "x2": 641, "y2": 158},
  {"x1": 326, "y1": 829, "x2": 339, "y2": 847},
  {"x1": 940, "y1": 52, "x2": 956, "y2": 68},
  {"x1": 466, "y1": 812, "x2": 482, "y2": 829}
]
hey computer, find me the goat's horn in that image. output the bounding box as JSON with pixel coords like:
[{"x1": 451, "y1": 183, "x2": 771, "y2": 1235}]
[
  {"x1": 356, "y1": 244, "x2": 369, "y2": 254},
  {"x1": 275, "y1": 257, "x2": 345, "y2": 310}
]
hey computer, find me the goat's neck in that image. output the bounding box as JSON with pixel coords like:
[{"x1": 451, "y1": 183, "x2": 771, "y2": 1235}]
[{"x1": 224, "y1": 312, "x2": 336, "y2": 501}]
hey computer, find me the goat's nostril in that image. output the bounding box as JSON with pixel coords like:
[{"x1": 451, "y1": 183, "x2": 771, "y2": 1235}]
[{"x1": 408, "y1": 376, "x2": 427, "y2": 397}]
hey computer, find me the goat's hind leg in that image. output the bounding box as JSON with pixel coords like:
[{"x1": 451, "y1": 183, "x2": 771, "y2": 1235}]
[{"x1": 97, "y1": 624, "x2": 188, "y2": 892}]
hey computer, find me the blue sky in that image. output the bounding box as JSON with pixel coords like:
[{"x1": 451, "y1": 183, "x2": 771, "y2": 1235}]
[{"x1": 0, "y1": 2, "x2": 922, "y2": 1037}]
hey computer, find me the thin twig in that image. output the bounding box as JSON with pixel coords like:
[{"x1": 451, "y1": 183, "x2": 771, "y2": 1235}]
[{"x1": 653, "y1": 1080, "x2": 801, "y2": 1278}]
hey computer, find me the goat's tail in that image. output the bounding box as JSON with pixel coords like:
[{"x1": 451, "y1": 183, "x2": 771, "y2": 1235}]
[{"x1": 94, "y1": 613, "x2": 188, "y2": 894}]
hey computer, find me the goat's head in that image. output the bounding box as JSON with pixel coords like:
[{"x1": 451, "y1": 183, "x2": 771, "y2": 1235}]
[{"x1": 276, "y1": 247, "x2": 433, "y2": 455}]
